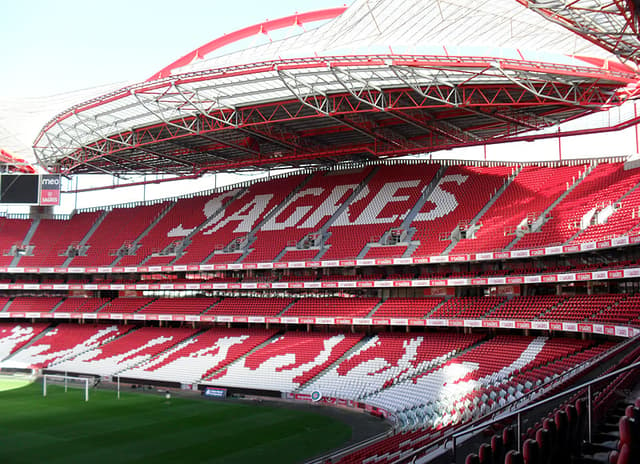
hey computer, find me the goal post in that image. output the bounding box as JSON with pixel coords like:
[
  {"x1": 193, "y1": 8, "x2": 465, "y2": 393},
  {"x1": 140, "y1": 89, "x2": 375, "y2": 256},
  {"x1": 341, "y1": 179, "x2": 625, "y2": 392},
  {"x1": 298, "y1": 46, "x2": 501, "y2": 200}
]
[{"x1": 42, "y1": 374, "x2": 90, "y2": 402}]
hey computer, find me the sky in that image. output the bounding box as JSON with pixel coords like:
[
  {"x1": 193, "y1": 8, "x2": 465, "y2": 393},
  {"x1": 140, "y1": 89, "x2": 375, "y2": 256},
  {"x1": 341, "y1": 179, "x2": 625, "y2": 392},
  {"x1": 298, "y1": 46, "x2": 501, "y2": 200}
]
[
  {"x1": 0, "y1": 0, "x2": 639, "y2": 213},
  {"x1": 0, "y1": 0, "x2": 338, "y2": 97}
]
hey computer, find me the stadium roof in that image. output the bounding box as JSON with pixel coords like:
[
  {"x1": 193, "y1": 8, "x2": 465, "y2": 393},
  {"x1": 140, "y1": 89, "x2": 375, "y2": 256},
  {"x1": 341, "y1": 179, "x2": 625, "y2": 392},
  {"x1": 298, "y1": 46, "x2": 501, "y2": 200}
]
[{"x1": 32, "y1": 0, "x2": 640, "y2": 176}]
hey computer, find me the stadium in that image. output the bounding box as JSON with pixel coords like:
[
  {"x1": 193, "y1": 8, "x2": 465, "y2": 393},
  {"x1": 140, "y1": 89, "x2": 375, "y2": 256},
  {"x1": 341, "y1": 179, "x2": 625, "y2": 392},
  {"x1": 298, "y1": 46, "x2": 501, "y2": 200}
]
[{"x1": 2, "y1": 0, "x2": 640, "y2": 462}]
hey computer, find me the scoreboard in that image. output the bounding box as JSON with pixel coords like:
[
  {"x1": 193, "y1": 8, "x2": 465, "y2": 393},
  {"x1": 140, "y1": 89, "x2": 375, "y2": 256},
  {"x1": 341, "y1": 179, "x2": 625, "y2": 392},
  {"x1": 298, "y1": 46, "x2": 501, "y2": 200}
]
[{"x1": 0, "y1": 174, "x2": 61, "y2": 205}]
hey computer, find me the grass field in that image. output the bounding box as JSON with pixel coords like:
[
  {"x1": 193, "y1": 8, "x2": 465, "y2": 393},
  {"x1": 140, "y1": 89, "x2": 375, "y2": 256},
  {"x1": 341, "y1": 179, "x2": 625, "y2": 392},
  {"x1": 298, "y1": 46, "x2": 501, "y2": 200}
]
[{"x1": 0, "y1": 380, "x2": 352, "y2": 464}]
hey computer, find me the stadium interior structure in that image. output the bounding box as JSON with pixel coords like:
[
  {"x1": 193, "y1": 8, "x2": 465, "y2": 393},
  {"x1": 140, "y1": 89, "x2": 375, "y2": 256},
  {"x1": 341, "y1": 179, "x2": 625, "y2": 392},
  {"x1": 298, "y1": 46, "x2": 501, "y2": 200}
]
[{"x1": 3, "y1": 0, "x2": 640, "y2": 463}]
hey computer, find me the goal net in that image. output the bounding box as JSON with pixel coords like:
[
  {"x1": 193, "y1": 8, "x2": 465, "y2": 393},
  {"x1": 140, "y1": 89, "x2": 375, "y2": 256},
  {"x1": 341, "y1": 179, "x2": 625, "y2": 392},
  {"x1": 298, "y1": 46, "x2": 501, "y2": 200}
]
[{"x1": 42, "y1": 374, "x2": 90, "y2": 402}]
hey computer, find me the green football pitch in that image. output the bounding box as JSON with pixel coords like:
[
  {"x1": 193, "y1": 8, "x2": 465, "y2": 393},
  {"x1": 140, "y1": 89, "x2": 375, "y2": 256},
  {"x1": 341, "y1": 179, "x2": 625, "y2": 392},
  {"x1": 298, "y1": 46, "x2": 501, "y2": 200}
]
[{"x1": 0, "y1": 379, "x2": 352, "y2": 464}]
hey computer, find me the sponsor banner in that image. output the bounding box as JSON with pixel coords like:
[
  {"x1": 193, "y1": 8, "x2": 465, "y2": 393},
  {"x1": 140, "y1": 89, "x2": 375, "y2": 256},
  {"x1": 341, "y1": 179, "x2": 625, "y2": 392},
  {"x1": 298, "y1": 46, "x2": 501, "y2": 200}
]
[
  {"x1": 615, "y1": 326, "x2": 629, "y2": 337},
  {"x1": 530, "y1": 248, "x2": 545, "y2": 256},
  {"x1": 608, "y1": 270, "x2": 624, "y2": 279},
  {"x1": 356, "y1": 281, "x2": 374, "y2": 288},
  {"x1": 372, "y1": 319, "x2": 390, "y2": 325},
  {"x1": 109, "y1": 314, "x2": 124, "y2": 320},
  {"x1": 506, "y1": 277, "x2": 524, "y2": 284},
  {"x1": 449, "y1": 255, "x2": 467, "y2": 262},
  {"x1": 625, "y1": 268, "x2": 640, "y2": 277},
  {"x1": 429, "y1": 255, "x2": 448, "y2": 263},
  {"x1": 426, "y1": 318, "x2": 447, "y2": 326},
  {"x1": 612, "y1": 236, "x2": 629, "y2": 246},
  {"x1": 242, "y1": 263, "x2": 257, "y2": 270},
  {"x1": 335, "y1": 318, "x2": 353, "y2": 325},
  {"x1": 232, "y1": 316, "x2": 248, "y2": 323},
  {"x1": 133, "y1": 314, "x2": 146, "y2": 320},
  {"x1": 541, "y1": 275, "x2": 558, "y2": 283},
  {"x1": 448, "y1": 319, "x2": 465, "y2": 327},
  {"x1": 464, "y1": 319, "x2": 482, "y2": 328},
  {"x1": 471, "y1": 278, "x2": 489, "y2": 285},
  {"x1": 488, "y1": 278, "x2": 506, "y2": 285},
  {"x1": 390, "y1": 318, "x2": 409, "y2": 326},
  {"x1": 265, "y1": 317, "x2": 281, "y2": 323},
  {"x1": 299, "y1": 317, "x2": 316, "y2": 324},
  {"x1": 248, "y1": 317, "x2": 265, "y2": 323},
  {"x1": 280, "y1": 317, "x2": 299, "y2": 324},
  {"x1": 546, "y1": 246, "x2": 563, "y2": 255},
  {"x1": 53, "y1": 312, "x2": 70, "y2": 319},
  {"x1": 592, "y1": 271, "x2": 608, "y2": 280},
  {"x1": 314, "y1": 318, "x2": 335, "y2": 325},
  {"x1": 158, "y1": 315, "x2": 172, "y2": 321},
  {"x1": 257, "y1": 262, "x2": 273, "y2": 269},
  {"x1": 0, "y1": 312, "x2": 11, "y2": 318},
  {"x1": 375, "y1": 259, "x2": 393, "y2": 265},
  {"x1": 352, "y1": 318, "x2": 371, "y2": 325},
  {"x1": 82, "y1": 313, "x2": 97, "y2": 320},
  {"x1": 448, "y1": 279, "x2": 469, "y2": 286},
  {"x1": 40, "y1": 174, "x2": 61, "y2": 205},
  {"x1": 558, "y1": 273, "x2": 574, "y2": 282},
  {"x1": 375, "y1": 281, "x2": 394, "y2": 288},
  {"x1": 408, "y1": 319, "x2": 426, "y2": 326},
  {"x1": 411, "y1": 257, "x2": 431, "y2": 264},
  {"x1": 592, "y1": 324, "x2": 604, "y2": 335},
  {"x1": 203, "y1": 387, "x2": 227, "y2": 398},
  {"x1": 531, "y1": 321, "x2": 550, "y2": 330},
  {"x1": 339, "y1": 260, "x2": 357, "y2": 267},
  {"x1": 322, "y1": 260, "x2": 340, "y2": 267},
  {"x1": 482, "y1": 320, "x2": 500, "y2": 328},
  {"x1": 578, "y1": 323, "x2": 593, "y2": 333},
  {"x1": 549, "y1": 322, "x2": 563, "y2": 331},
  {"x1": 393, "y1": 280, "x2": 412, "y2": 287},
  {"x1": 604, "y1": 325, "x2": 616, "y2": 336},
  {"x1": 499, "y1": 320, "x2": 516, "y2": 329},
  {"x1": 172, "y1": 315, "x2": 186, "y2": 322},
  {"x1": 510, "y1": 250, "x2": 530, "y2": 258},
  {"x1": 596, "y1": 240, "x2": 612, "y2": 249},
  {"x1": 357, "y1": 259, "x2": 376, "y2": 266},
  {"x1": 393, "y1": 258, "x2": 413, "y2": 265},
  {"x1": 515, "y1": 321, "x2": 532, "y2": 329},
  {"x1": 216, "y1": 316, "x2": 233, "y2": 323},
  {"x1": 200, "y1": 315, "x2": 216, "y2": 322},
  {"x1": 321, "y1": 282, "x2": 338, "y2": 288},
  {"x1": 494, "y1": 252, "x2": 510, "y2": 259},
  {"x1": 630, "y1": 234, "x2": 640, "y2": 244},
  {"x1": 576, "y1": 273, "x2": 592, "y2": 281},
  {"x1": 563, "y1": 245, "x2": 580, "y2": 253},
  {"x1": 562, "y1": 322, "x2": 578, "y2": 332},
  {"x1": 581, "y1": 242, "x2": 596, "y2": 251},
  {"x1": 525, "y1": 276, "x2": 541, "y2": 283}
]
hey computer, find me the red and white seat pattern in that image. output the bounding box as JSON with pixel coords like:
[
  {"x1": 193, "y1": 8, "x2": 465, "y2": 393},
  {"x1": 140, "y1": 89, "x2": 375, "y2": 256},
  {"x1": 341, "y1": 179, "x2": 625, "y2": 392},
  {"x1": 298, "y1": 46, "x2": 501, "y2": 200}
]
[
  {"x1": 19, "y1": 212, "x2": 102, "y2": 267},
  {"x1": 205, "y1": 332, "x2": 363, "y2": 392},
  {"x1": 299, "y1": 332, "x2": 483, "y2": 400},
  {"x1": 117, "y1": 189, "x2": 240, "y2": 266},
  {"x1": 178, "y1": 175, "x2": 308, "y2": 265},
  {"x1": 283, "y1": 297, "x2": 379, "y2": 317},
  {"x1": 98, "y1": 298, "x2": 155, "y2": 314},
  {"x1": 246, "y1": 168, "x2": 374, "y2": 263},
  {"x1": 204, "y1": 297, "x2": 294, "y2": 316},
  {"x1": 70, "y1": 203, "x2": 169, "y2": 267},
  {"x1": 371, "y1": 298, "x2": 443, "y2": 319},
  {"x1": 137, "y1": 297, "x2": 218, "y2": 315},
  {"x1": 5, "y1": 296, "x2": 63, "y2": 314},
  {"x1": 429, "y1": 296, "x2": 505, "y2": 319},
  {"x1": 321, "y1": 164, "x2": 440, "y2": 260},
  {"x1": 54, "y1": 327, "x2": 198, "y2": 376},
  {"x1": 539, "y1": 294, "x2": 625, "y2": 321},
  {"x1": 118, "y1": 328, "x2": 278, "y2": 384},
  {"x1": 515, "y1": 163, "x2": 640, "y2": 249},
  {"x1": 365, "y1": 335, "x2": 548, "y2": 427},
  {"x1": 0, "y1": 218, "x2": 32, "y2": 266},
  {"x1": 53, "y1": 298, "x2": 110, "y2": 314},
  {"x1": 0, "y1": 324, "x2": 131, "y2": 369},
  {"x1": 411, "y1": 165, "x2": 513, "y2": 256},
  {"x1": 0, "y1": 323, "x2": 49, "y2": 361},
  {"x1": 451, "y1": 165, "x2": 585, "y2": 254}
]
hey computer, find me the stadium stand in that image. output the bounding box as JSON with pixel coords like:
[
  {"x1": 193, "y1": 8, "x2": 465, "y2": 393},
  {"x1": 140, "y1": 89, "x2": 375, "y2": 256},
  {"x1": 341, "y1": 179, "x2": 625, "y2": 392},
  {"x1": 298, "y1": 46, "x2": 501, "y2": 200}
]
[
  {"x1": 282, "y1": 297, "x2": 380, "y2": 317},
  {"x1": 0, "y1": 322, "x2": 49, "y2": 360},
  {"x1": 204, "y1": 297, "x2": 294, "y2": 316},
  {"x1": 69, "y1": 203, "x2": 170, "y2": 266},
  {"x1": 204, "y1": 331, "x2": 363, "y2": 392},
  {"x1": 245, "y1": 168, "x2": 374, "y2": 263},
  {"x1": 0, "y1": 324, "x2": 132, "y2": 369},
  {"x1": 410, "y1": 165, "x2": 513, "y2": 256},
  {"x1": 178, "y1": 175, "x2": 309, "y2": 265},
  {"x1": 117, "y1": 327, "x2": 278, "y2": 384},
  {"x1": 53, "y1": 326, "x2": 198, "y2": 376},
  {"x1": 321, "y1": 163, "x2": 440, "y2": 260},
  {"x1": 0, "y1": 218, "x2": 32, "y2": 266},
  {"x1": 18, "y1": 212, "x2": 102, "y2": 267}
]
